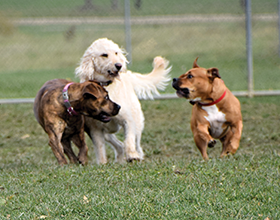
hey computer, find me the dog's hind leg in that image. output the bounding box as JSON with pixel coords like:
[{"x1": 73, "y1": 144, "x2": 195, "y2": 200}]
[{"x1": 105, "y1": 133, "x2": 125, "y2": 163}]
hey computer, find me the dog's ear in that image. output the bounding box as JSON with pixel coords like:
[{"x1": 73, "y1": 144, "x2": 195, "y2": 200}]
[
  {"x1": 75, "y1": 56, "x2": 95, "y2": 83},
  {"x1": 193, "y1": 57, "x2": 200, "y2": 68},
  {"x1": 83, "y1": 92, "x2": 97, "y2": 100},
  {"x1": 82, "y1": 83, "x2": 99, "y2": 100},
  {"x1": 207, "y1": 68, "x2": 221, "y2": 82}
]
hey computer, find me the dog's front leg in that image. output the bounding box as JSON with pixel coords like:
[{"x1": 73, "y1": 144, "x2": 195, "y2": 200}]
[
  {"x1": 61, "y1": 138, "x2": 79, "y2": 164},
  {"x1": 47, "y1": 131, "x2": 68, "y2": 165},
  {"x1": 220, "y1": 120, "x2": 243, "y2": 157},
  {"x1": 71, "y1": 132, "x2": 88, "y2": 165},
  {"x1": 192, "y1": 123, "x2": 215, "y2": 160},
  {"x1": 89, "y1": 129, "x2": 107, "y2": 164},
  {"x1": 123, "y1": 124, "x2": 141, "y2": 162},
  {"x1": 104, "y1": 133, "x2": 125, "y2": 163}
]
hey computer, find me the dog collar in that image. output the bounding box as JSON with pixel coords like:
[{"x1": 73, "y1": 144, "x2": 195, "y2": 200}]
[
  {"x1": 88, "y1": 80, "x2": 112, "y2": 86},
  {"x1": 62, "y1": 82, "x2": 78, "y2": 116},
  {"x1": 99, "y1": 80, "x2": 112, "y2": 86},
  {"x1": 198, "y1": 90, "x2": 227, "y2": 106}
]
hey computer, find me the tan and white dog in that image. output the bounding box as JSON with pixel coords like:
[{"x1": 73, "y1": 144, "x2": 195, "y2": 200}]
[
  {"x1": 75, "y1": 38, "x2": 171, "y2": 164},
  {"x1": 172, "y1": 58, "x2": 243, "y2": 160}
]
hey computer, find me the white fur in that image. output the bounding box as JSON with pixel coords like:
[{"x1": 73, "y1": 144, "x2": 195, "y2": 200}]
[
  {"x1": 75, "y1": 38, "x2": 171, "y2": 164},
  {"x1": 202, "y1": 105, "x2": 226, "y2": 139},
  {"x1": 75, "y1": 38, "x2": 128, "y2": 83},
  {"x1": 190, "y1": 97, "x2": 202, "y2": 102}
]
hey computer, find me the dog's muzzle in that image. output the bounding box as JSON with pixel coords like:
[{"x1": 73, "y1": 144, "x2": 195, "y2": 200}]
[
  {"x1": 172, "y1": 78, "x2": 190, "y2": 98},
  {"x1": 107, "y1": 63, "x2": 123, "y2": 77},
  {"x1": 94, "y1": 104, "x2": 120, "y2": 123},
  {"x1": 113, "y1": 103, "x2": 121, "y2": 116}
]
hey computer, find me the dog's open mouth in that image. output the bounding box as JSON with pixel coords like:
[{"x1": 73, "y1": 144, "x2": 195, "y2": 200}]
[
  {"x1": 107, "y1": 70, "x2": 119, "y2": 78},
  {"x1": 176, "y1": 88, "x2": 190, "y2": 98},
  {"x1": 95, "y1": 112, "x2": 112, "y2": 123}
]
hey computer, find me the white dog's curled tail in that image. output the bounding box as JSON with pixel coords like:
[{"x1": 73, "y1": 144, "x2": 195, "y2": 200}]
[{"x1": 129, "y1": 56, "x2": 172, "y2": 100}]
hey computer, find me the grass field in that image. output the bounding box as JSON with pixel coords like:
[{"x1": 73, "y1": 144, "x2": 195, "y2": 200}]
[{"x1": 0, "y1": 96, "x2": 279, "y2": 219}]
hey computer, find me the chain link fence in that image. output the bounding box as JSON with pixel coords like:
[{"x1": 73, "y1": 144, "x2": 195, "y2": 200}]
[{"x1": 0, "y1": 0, "x2": 279, "y2": 100}]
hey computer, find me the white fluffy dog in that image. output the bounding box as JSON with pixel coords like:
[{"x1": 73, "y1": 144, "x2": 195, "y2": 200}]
[{"x1": 75, "y1": 38, "x2": 171, "y2": 164}]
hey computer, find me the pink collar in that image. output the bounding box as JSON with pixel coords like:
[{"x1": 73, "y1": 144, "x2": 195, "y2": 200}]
[
  {"x1": 62, "y1": 82, "x2": 78, "y2": 116},
  {"x1": 199, "y1": 90, "x2": 227, "y2": 107}
]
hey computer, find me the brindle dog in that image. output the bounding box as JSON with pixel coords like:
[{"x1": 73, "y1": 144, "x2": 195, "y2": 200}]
[{"x1": 34, "y1": 79, "x2": 120, "y2": 165}]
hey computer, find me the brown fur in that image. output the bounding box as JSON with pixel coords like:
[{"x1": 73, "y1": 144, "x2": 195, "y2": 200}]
[
  {"x1": 33, "y1": 79, "x2": 120, "y2": 165},
  {"x1": 172, "y1": 58, "x2": 243, "y2": 160}
]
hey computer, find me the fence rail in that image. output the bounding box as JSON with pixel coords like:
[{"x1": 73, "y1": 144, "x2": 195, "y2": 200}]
[{"x1": 13, "y1": 14, "x2": 278, "y2": 26}]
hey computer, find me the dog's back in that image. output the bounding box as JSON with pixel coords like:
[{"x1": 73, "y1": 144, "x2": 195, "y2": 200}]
[{"x1": 34, "y1": 79, "x2": 68, "y2": 128}]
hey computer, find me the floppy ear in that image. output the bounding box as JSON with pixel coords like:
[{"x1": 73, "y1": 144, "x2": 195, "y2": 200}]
[
  {"x1": 207, "y1": 68, "x2": 221, "y2": 82},
  {"x1": 83, "y1": 92, "x2": 97, "y2": 100},
  {"x1": 193, "y1": 57, "x2": 200, "y2": 68},
  {"x1": 82, "y1": 83, "x2": 99, "y2": 100},
  {"x1": 75, "y1": 55, "x2": 95, "y2": 83}
]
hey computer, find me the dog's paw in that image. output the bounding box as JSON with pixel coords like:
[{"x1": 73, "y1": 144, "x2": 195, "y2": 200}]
[
  {"x1": 208, "y1": 139, "x2": 217, "y2": 148},
  {"x1": 127, "y1": 157, "x2": 141, "y2": 163},
  {"x1": 126, "y1": 151, "x2": 142, "y2": 163}
]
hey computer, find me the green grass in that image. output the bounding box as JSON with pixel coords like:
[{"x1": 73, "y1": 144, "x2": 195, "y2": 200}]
[{"x1": 0, "y1": 96, "x2": 279, "y2": 219}]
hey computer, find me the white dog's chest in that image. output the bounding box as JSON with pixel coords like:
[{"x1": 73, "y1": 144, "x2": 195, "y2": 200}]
[{"x1": 202, "y1": 105, "x2": 227, "y2": 139}]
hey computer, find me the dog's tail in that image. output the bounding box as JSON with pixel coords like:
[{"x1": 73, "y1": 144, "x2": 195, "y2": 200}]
[{"x1": 128, "y1": 56, "x2": 171, "y2": 99}]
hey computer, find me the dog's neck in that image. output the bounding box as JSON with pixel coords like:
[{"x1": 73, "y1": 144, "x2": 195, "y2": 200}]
[
  {"x1": 190, "y1": 79, "x2": 227, "y2": 106},
  {"x1": 62, "y1": 83, "x2": 78, "y2": 116},
  {"x1": 198, "y1": 90, "x2": 227, "y2": 106},
  {"x1": 88, "y1": 80, "x2": 112, "y2": 86}
]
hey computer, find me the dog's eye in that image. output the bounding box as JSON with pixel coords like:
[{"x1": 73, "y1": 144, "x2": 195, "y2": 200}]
[
  {"x1": 101, "y1": 53, "x2": 108, "y2": 57},
  {"x1": 187, "y1": 74, "x2": 193, "y2": 79},
  {"x1": 115, "y1": 52, "x2": 118, "y2": 55},
  {"x1": 105, "y1": 95, "x2": 109, "y2": 100}
]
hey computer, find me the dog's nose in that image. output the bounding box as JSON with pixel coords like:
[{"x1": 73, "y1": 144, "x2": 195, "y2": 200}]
[
  {"x1": 172, "y1": 78, "x2": 180, "y2": 89},
  {"x1": 115, "y1": 63, "x2": 122, "y2": 71},
  {"x1": 113, "y1": 103, "x2": 121, "y2": 115}
]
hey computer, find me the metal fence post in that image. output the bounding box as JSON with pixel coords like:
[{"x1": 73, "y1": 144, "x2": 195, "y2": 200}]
[
  {"x1": 124, "y1": 0, "x2": 132, "y2": 65},
  {"x1": 278, "y1": 0, "x2": 280, "y2": 57},
  {"x1": 245, "y1": 0, "x2": 253, "y2": 97}
]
